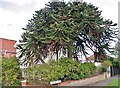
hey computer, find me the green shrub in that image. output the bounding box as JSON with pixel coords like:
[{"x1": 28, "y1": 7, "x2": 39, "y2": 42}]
[
  {"x1": 71, "y1": 73, "x2": 79, "y2": 80},
  {"x1": 96, "y1": 60, "x2": 112, "y2": 74},
  {"x1": 112, "y1": 61, "x2": 119, "y2": 66},
  {"x1": 25, "y1": 57, "x2": 96, "y2": 84},
  {"x1": 80, "y1": 62, "x2": 96, "y2": 78},
  {"x1": 96, "y1": 59, "x2": 112, "y2": 74},
  {"x1": 102, "y1": 60, "x2": 112, "y2": 67},
  {"x1": 106, "y1": 57, "x2": 120, "y2": 66},
  {"x1": 25, "y1": 65, "x2": 39, "y2": 84},
  {"x1": 1, "y1": 57, "x2": 22, "y2": 86},
  {"x1": 57, "y1": 57, "x2": 82, "y2": 81},
  {"x1": 97, "y1": 66, "x2": 107, "y2": 74}
]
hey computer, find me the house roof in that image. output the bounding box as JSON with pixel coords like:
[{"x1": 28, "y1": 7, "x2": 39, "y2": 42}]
[
  {"x1": 0, "y1": 37, "x2": 16, "y2": 52},
  {"x1": 0, "y1": 37, "x2": 17, "y2": 42}
]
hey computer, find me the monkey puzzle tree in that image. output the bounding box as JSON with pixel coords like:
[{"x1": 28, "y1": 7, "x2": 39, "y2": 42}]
[{"x1": 18, "y1": 0, "x2": 117, "y2": 66}]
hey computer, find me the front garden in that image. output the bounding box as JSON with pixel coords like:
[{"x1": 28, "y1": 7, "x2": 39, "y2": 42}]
[
  {"x1": 1, "y1": 0, "x2": 119, "y2": 86},
  {"x1": 16, "y1": 0, "x2": 118, "y2": 86},
  {"x1": 1, "y1": 56, "x2": 119, "y2": 86}
]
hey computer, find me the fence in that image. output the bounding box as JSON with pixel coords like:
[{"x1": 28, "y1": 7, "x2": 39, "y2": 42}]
[{"x1": 110, "y1": 66, "x2": 120, "y2": 76}]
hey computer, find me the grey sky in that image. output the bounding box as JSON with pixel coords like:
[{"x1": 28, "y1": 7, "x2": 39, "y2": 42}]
[
  {"x1": 0, "y1": 0, "x2": 119, "y2": 42},
  {"x1": 0, "y1": 0, "x2": 36, "y2": 13}
]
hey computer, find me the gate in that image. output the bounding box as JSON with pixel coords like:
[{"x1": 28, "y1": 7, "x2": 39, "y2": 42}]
[{"x1": 110, "y1": 66, "x2": 120, "y2": 76}]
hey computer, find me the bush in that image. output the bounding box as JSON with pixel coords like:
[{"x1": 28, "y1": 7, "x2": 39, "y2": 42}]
[
  {"x1": 1, "y1": 57, "x2": 22, "y2": 86},
  {"x1": 25, "y1": 57, "x2": 96, "y2": 84},
  {"x1": 97, "y1": 66, "x2": 107, "y2": 74},
  {"x1": 25, "y1": 64, "x2": 48, "y2": 85},
  {"x1": 96, "y1": 60, "x2": 112, "y2": 74},
  {"x1": 102, "y1": 60, "x2": 112, "y2": 67},
  {"x1": 106, "y1": 57, "x2": 120, "y2": 66},
  {"x1": 81, "y1": 62, "x2": 96, "y2": 78},
  {"x1": 57, "y1": 57, "x2": 82, "y2": 81}
]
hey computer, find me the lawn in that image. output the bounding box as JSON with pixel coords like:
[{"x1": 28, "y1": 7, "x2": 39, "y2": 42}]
[
  {"x1": 107, "y1": 78, "x2": 119, "y2": 86},
  {"x1": 103, "y1": 78, "x2": 120, "y2": 88}
]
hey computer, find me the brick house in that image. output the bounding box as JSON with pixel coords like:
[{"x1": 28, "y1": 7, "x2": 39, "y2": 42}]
[{"x1": 0, "y1": 38, "x2": 16, "y2": 58}]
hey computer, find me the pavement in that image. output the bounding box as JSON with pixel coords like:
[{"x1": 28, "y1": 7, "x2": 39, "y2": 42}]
[
  {"x1": 59, "y1": 75, "x2": 119, "y2": 87},
  {"x1": 89, "y1": 75, "x2": 119, "y2": 86}
]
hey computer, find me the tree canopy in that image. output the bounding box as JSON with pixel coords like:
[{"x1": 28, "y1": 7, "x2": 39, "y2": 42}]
[{"x1": 17, "y1": 1, "x2": 117, "y2": 66}]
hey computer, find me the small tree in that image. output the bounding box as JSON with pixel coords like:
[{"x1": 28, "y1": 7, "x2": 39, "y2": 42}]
[{"x1": 2, "y1": 57, "x2": 22, "y2": 86}]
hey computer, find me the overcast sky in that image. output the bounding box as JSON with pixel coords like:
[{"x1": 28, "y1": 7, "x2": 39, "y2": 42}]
[{"x1": 0, "y1": 0, "x2": 119, "y2": 43}]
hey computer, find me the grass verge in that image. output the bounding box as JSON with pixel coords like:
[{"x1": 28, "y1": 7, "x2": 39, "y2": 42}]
[{"x1": 103, "y1": 78, "x2": 119, "y2": 88}]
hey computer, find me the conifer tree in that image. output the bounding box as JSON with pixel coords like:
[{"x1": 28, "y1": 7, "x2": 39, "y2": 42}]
[{"x1": 17, "y1": 1, "x2": 117, "y2": 66}]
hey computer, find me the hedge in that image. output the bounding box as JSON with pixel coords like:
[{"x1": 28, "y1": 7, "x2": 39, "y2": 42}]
[{"x1": 25, "y1": 57, "x2": 96, "y2": 84}]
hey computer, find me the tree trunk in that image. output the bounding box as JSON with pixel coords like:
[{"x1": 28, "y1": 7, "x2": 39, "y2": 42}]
[
  {"x1": 56, "y1": 48, "x2": 59, "y2": 61},
  {"x1": 68, "y1": 45, "x2": 72, "y2": 58}
]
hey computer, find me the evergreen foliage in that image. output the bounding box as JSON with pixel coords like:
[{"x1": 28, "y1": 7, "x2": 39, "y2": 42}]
[
  {"x1": 25, "y1": 57, "x2": 96, "y2": 84},
  {"x1": 17, "y1": 1, "x2": 117, "y2": 66},
  {"x1": 1, "y1": 57, "x2": 22, "y2": 86}
]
